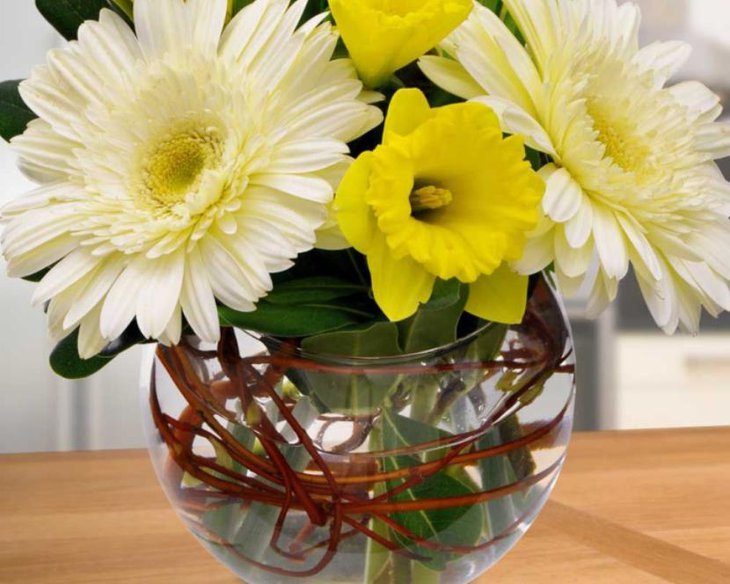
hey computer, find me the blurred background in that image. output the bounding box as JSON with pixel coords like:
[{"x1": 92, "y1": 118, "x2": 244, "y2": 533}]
[{"x1": 1, "y1": 0, "x2": 729, "y2": 453}]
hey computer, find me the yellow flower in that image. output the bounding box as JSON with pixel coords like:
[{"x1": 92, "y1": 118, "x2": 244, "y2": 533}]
[
  {"x1": 335, "y1": 89, "x2": 544, "y2": 323},
  {"x1": 328, "y1": 0, "x2": 472, "y2": 88}
]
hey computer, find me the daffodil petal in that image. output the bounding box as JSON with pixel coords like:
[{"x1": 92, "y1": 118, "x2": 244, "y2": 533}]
[
  {"x1": 329, "y1": 0, "x2": 472, "y2": 88},
  {"x1": 335, "y1": 152, "x2": 377, "y2": 253},
  {"x1": 383, "y1": 88, "x2": 434, "y2": 140},
  {"x1": 466, "y1": 264, "x2": 528, "y2": 324},
  {"x1": 368, "y1": 235, "x2": 435, "y2": 322}
]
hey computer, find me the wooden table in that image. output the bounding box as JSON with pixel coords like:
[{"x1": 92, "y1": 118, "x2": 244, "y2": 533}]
[{"x1": 1, "y1": 427, "x2": 729, "y2": 583}]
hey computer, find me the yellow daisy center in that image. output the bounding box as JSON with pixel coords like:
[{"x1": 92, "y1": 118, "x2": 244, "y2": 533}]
[
  {"x1": 587, "y1": 98, "x2": 650, "y2": 173},
  {"x1": 410, "y1": 184, "x2": 453, "y2": 216},
  {"x1": 140, "y1": 128, "x2": 222, "y2": 208}
]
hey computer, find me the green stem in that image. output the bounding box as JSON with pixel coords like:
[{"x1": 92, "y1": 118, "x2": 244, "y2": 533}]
[
  {"x1": 412, "y1": 561, "x2": 442, "y2": 584},
  {"x1": 392, "y1": 554, "x2": 413, "y2": 583},
  {"x1": 364, "y1": 427, "x2": 391, "y2": 584},
  {"x1": 411, "y1": 381, "x2": 439, "y2": 423}
]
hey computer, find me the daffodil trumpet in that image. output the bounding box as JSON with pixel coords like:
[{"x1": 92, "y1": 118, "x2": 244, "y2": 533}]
[{"x1": 328, "y1": 0, "x2": 473, "y2": 88}]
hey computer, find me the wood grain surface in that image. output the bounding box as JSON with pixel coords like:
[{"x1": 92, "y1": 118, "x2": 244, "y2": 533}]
[{"x1": 1, "y1": 427, "x2": 729, "y2": 583}]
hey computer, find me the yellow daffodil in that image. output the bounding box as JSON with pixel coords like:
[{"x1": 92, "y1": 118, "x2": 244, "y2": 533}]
[
  {"x1": 328, "y1": 0, "x2": 472, "y2": 88},
  {"x1": 335, "y1": 89, "x2": 544, "y2": 323}
]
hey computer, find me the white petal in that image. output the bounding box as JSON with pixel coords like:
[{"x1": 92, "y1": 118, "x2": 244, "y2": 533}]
[
  {"x1": 502, "y1": 0, "x2": 559, "y2": 72},
  {"x1": 198, "y1": 236, "x2": 257, "y2": 312},
  {"x1": 78, "y1": 303, "x2": 109, "y2": 359},
  {"x1": 100, "y1": 256, "x2": 148, "y2": 340},
  {"x1": 19, "y1": 68, "x2": 85, "y2": 141},
  {"x1": 158, "y1": 304, "x2": 183, "y2": 346},
  {"x1": 419, "y1": 56, "x2": 484, "y2": 100},
  {"x1": 135, "y1": 249, "x2": 185, "y2": 339},
  {"x1": 540, "y1": 165, "x2": 583, "y2": 222},
  {"x1": 11, "y1": 120, "x2": 80, "y2": 181},
  {"x1": 470, "y1": 5, "x2": 543, "y2": 100},
  {"x1": 48, "y1": 288, "x2": 78, "y2": 341},
  {"x1": 555, "y1": 265, "x2": 585, "y2": 298},
  {"x1": 220, "y1": 0, "x2": 288, "y2": 67},
  {"x1": 585, "y1": 271, "x2": 617, "y2": 319},
  {"x1": 451, "y1": 5, "x2": 539, "y2": 115},
  {"x1": 633, "y1": 41, "x2": 691, "y2": 86},
  {"x1": 1, "y1": 204, "x2": 80, "y2": 259},
  {"x1": 615, "y1": 213, "x2": 662, "y2": 281},
  {"x1": 283, "y1": 99, "x2": 381, "y2": 143},
  {"x1": 669, "y1": 81, "x2": 721, "y2": 122},
  {"x1": 513, "y1": 215, "x2": 556, "y2": 275},
  {"x1": 251, "y1": 173, "x2": 333, "y2": 203},
  {"x1": 563, "y1": 191, "x2": 594, "y2": 249},
  {"x1": 687, "y1": 226, "x2": 730, "y2": 280},
  {"x1": 63, "y1": 255, "x2": 126, "y2": 329},
  {"x1": 472, "y1": 96, "x2": 557, "y2": 156},
  {"x1": 554, "y1": 227, "x2": 593, "y2": 278},
  {"x1": 4, "y1": 236, "x2": 78, "y2": 279},
  {"x1": 135, "y1": 0, "x2": 226, "y2": 61},
  {"x1": 215, "y1": 233, "x2": 273, "y2": 295},
  {"x1": 695, "y1": 123, "x2": 730, "y2": 159},
  {"x1": 32, "y1": 247, "x2": 100, "y2": 306},
  {"x1": 268, "y1": 139, "x2": 348, "y2": 174},
  {"x1": 180, "y1": 246, "x2": 220, "y2": 344},
  {"x1": 592, "y1": 204, "x2": 629, "y2": 280},
  {"x1": 635, "y1": 260, "x2": 676, "y2": 330},
  {"x1": 78, "y1": 10, "x2": 143, "y2": 89},
  {"x1": 681, "y1": 262, "x2": 730, "y2": 312}
]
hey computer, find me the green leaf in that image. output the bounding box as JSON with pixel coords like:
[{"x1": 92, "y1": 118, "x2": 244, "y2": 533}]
[
  {"x1": 296, "y1": 322, "x2": 402, "y2": 414},
  {"x1": 50, "y1": 330, "x2": 116, "y2": 379},
  {"x1": 381, "y1": 410, "x2": 452, "y2": 468},
  {"x1": 378, "y1": 412, "x2": 483, "y2": 570},
  {"x1": 477, "y1": 0, "x2": 502, "y2": 12},
  {"x1": 301, "y1": 321, "x2": 401, "y2": 358},
  {"x1": 388, "y1": 468, "x2": 483, "y2": 571},
  {"x1": 382, "y1": 411, "x2": 451, "y2": 454},
  {"x1": 300, "y1": 0, "x2": 330, "y2": 24},
  {"x1": 107, "y1": 0, "x2": 133, "y2": 19},
  {"x1": 397, "y1": 279, "x2": 468, "y2": 354},
  {"x1": 36, "y1": 0, "x2": 108, "y2": 41},
  {"x1": 477, "y1": 418, "x2": 538, "y2": 539},
  {"x1": 525, "y1": 146, "x2": 543, "y2": 171},
  {"x1": 273, "y1": 249, "x2": 369, "y2": 288},
  {"x1": 471, "y1": 322, "x2": 508, "y2": 362},
  {"x1": 50, "y1": 324, "x2": 147, "y2": 379},
  {"x1": 219, "y1": 299, "x2": 373, "y2": 338},
  {"x1": 265, "y1": 276, "x2": 367, "y2": 305},
  {"x1": 230, "y1": 0, "x2": 254, "y2": 17},
  {"x1": 0, "y1": 81, "x2": 36, "y2": 142}
]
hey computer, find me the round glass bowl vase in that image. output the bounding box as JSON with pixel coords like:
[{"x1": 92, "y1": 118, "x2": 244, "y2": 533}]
[{"x1": 143, "y1": 277, "x2": 575, "y2": 584}]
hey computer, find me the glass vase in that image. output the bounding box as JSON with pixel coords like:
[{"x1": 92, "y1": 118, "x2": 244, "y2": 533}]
[{"x1": 142, "y1": 276, "x2": 575, "y2": 584}]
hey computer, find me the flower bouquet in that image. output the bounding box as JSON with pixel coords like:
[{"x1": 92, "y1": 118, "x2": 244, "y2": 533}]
[{"x1": 1, "y1": 0, "x2": 728, "y2": 582}]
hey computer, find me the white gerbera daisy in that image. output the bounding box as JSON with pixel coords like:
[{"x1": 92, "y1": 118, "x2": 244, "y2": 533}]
[
  {"x1": 0, "y1": 0, "x2": 382, "y2": 357},
  {"x1": 420, "y1": 0, "x2": 730, "y2": 333}
]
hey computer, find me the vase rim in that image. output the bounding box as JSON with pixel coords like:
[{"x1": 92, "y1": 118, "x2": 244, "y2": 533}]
[{"x1": 249, "y1": 319, "x2": 505, "y2": 366}]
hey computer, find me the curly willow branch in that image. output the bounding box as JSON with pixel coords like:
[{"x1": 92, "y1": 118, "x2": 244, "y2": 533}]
[{"x1": 150, "y1": 306, "x2": 574, "y2": 578}]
